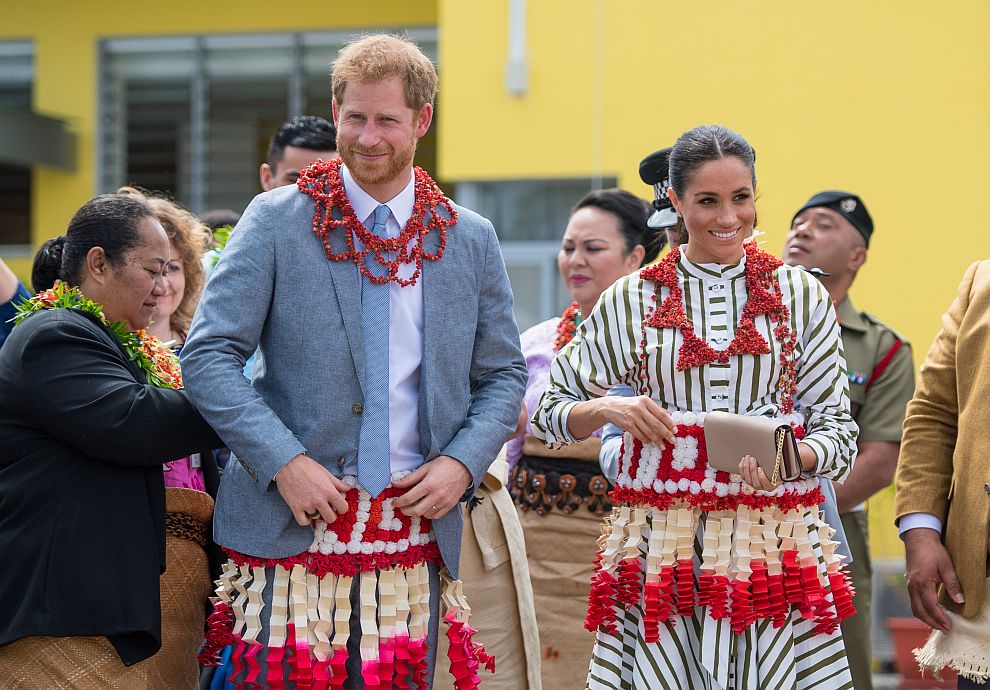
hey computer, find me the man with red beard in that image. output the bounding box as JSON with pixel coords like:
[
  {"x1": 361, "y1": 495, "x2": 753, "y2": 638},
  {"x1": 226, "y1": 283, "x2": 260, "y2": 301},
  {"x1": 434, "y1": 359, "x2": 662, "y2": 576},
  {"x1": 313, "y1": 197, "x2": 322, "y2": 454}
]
[{"x1": 181, "y1": 34, "x2": 526, "y2": 688}]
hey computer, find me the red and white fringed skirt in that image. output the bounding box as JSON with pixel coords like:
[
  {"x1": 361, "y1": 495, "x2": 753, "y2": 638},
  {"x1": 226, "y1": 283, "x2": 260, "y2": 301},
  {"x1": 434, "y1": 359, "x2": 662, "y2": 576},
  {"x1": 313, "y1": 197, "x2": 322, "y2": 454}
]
[
  {"x1": 586, "y1": 412, "x2": 856, "y2": 642},
  {"x1": 199, "y1": 476, "x2": 494, "y2": 689}
]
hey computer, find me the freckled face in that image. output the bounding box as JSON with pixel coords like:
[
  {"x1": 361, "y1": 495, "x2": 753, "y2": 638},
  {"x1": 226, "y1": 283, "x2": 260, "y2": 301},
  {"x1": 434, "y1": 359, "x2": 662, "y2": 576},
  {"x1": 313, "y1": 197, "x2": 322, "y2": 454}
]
[{"x1": 333, "y1": 76, "x2": 431, "y2": 190}]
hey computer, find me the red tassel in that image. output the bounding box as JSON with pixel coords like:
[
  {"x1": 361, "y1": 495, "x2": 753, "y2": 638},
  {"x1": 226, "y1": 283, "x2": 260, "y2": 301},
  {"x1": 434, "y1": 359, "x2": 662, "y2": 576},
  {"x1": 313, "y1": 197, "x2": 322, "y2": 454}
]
[
  {"x1": 675, "y1": 559, "x2": 696, "y2": 618},
  {"x1": 327, "y1": 646, "x2": 348, "y2": 690},
  {"x1": 286, "y1": 622, "x2": 313, "y2": 689},
  {"x1": 766, "y1": 572, "x2": 789, "y2": 628},
  {"x1": 781, "y1": 550, "x2": 803, "y2": 607},
  {"x1": 617, "y1": 558, "x2": 643, "y2": 609},
  {"x1": 444, "y1": 609, "x2": 495, "y2": 690},
  {"x1": 378, "y1": 636, "x2": 395, "y2": 688},
  {"x1": 829, "y1": 569, "x2": 857, "y2": 622},
  {"x1": 585, "y1": 569, "x2": 619, "y2": 634},
  {"x1": 798, "y1": 562, "x2": 826, "y2": 621},
  {"x1": 655, "y1": 565, "x2": 677, "y2": 626},
  {"x1": 409, "y1": 637, "x2": 430, "y2": 689},
  {"x1": 198, "y1": 601, "x2": 236, "y2": 666},
  {"x1": 729, "y1": 579, "x2": 754, "y2": 634},
  {"x1": 266, "y1": 645, "x2": 286, "y2": 690},
  {"x1": 393, "y1": 633, "x2": 412, "y2": 690},
  {"x1": 750, "y1": 561, "x2": 770, "y2": 621},
  {"x1": 698, "y1": 571, "x2": 729, "y2": 619},
  {"x1": 642, "y1": 581, "x2": 662, "y2": 642},
  {"x1": 228, "y1": 638, "x2": 246, "y2": 689}
]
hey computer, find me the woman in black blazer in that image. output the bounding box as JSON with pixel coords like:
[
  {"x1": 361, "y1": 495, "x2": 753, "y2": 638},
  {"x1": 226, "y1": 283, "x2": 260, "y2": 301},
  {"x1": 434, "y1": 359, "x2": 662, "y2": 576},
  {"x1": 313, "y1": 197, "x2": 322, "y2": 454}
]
[{"x1": 0, "y1": 194, "x2": 221, "y2": 688}]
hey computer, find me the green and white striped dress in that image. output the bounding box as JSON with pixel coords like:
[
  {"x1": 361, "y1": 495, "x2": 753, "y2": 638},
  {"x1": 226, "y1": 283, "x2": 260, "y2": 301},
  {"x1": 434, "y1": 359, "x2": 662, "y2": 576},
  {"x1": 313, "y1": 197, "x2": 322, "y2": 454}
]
[{"x1": 532, "y1": 250, "x2": 858, "y2": 690}]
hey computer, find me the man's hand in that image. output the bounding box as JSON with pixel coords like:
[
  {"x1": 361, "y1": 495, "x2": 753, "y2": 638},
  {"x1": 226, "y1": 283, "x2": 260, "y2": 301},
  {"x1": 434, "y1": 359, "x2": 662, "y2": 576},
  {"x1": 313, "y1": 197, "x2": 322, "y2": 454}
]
[
  {"x1": 275, "y1": 454, "x2": 350, "y2": 526},
  {"x1": 903, "y1": 528, "x2": 964, "y2": 633},
  {"x1": 391, "y1": 456, "x2": 472, "y2": 519},
  {"x1": 600, "y1": 395, "x2": 677, "y2": 446}
]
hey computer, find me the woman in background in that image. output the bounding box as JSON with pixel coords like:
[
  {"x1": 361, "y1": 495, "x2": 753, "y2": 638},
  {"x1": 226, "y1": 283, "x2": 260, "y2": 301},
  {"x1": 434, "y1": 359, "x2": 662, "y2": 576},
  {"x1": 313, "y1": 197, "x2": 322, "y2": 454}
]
[{"x1": 508, "y1": 188, "x2": 664, "y2": 690}]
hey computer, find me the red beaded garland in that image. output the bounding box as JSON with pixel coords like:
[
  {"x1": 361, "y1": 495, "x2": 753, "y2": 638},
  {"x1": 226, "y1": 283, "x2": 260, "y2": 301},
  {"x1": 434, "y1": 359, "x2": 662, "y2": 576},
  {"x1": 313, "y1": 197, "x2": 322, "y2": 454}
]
[
  {"x1": 553, "y1": 302, "x2": 581, "y2": 352},
  {"x1": 297, "y1": 158, "x2": 457, "y2": 287},
  {"x1": 637, "y1": 244, "x2": 798, "y2": 413}
]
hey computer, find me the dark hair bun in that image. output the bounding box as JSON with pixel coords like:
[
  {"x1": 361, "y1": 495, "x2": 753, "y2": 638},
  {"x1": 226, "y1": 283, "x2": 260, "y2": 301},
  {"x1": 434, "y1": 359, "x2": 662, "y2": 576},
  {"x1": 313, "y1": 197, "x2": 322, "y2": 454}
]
[{"x1": 31, "y1": 235, "x2": 67, "y2": 292}]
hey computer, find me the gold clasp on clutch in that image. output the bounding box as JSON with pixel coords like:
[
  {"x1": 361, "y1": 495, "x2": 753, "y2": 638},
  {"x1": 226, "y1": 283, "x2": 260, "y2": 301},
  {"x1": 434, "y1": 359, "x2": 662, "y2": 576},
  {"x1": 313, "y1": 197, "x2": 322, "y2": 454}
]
[{"x1": 770, "y1": 427, "x2": 786, "y2": 486}]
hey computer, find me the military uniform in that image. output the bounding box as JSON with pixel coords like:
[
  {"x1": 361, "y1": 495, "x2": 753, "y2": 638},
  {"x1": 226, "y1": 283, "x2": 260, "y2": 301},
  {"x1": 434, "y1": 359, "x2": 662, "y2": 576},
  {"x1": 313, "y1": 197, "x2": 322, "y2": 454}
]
[{"x1": 837, "y1": 295, "x2": 915, "y2": 690}]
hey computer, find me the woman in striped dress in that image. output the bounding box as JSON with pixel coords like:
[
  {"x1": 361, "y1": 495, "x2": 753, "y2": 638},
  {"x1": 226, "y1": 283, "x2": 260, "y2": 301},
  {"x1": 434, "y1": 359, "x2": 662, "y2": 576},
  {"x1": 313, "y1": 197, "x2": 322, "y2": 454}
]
[{"x1": 532, "y1": 125, "x2": 858, "y2": 690}]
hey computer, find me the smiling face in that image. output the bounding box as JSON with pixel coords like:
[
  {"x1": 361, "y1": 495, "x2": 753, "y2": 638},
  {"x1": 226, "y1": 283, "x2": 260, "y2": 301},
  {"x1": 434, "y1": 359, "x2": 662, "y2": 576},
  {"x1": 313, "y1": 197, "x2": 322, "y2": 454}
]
[
  {"x1": 557, "y1": 206, "x2": 643, "y2": 315},
  {"x1": 333, "y1": 76, "x2": 432, "y2": 201},
  {"x1": 96, "y1": 216, "x2": 170, "y2": 331},
  {"x1": 669, "y1": 156, "x2": 756, "y2": 265},
  {"x1": 150, "y1": 238, "x2": 184, "y2": 331}
]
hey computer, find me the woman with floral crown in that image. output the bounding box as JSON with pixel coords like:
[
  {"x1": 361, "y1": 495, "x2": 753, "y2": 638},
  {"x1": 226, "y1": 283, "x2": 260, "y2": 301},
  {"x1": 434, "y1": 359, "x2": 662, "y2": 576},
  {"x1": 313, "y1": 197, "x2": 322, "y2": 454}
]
[
  {"x1": 0, "y1": 193, "x2": 221, "y2": 688},
  {"x1": 506, "y1": 188, "x2": 665, "y2": 690},
  {"x1": 533, "y1": 125, "x2": 858, "y2": 689}
]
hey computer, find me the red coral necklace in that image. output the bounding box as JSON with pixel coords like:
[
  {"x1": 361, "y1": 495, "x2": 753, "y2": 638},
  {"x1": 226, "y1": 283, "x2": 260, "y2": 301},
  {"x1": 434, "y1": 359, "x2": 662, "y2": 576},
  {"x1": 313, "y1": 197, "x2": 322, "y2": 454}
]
[
  {"x1": 297, "y1": 158, "x2": 457, "y2": 287},
  {"x1": 554, "y1": 302, "x2": 581, "y2": 352},
  {"x1": 637, "y1": 244, "x2": 798, "y2": 413}
]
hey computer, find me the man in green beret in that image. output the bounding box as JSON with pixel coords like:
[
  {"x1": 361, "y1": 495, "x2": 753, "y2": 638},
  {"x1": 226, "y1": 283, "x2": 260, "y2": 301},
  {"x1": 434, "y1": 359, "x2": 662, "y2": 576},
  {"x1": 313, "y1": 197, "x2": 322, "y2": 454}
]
[{"x1": 784, "y1": 190, "x2": 916, "y2": 690}]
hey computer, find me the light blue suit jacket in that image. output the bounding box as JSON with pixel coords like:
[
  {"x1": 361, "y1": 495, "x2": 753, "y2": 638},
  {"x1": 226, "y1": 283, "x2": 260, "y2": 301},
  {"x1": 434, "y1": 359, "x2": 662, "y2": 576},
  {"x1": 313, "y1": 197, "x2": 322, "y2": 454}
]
[{"x1": 181, "y1": 183, "x2": 527, "y2": 577}]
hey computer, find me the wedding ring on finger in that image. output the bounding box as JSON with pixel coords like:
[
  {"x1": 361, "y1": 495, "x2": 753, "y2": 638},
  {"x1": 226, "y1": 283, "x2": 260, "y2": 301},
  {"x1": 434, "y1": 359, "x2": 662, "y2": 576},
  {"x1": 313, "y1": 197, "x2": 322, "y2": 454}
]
[
  {"x1": 431, "y1": 504, "x2": 439, "y2": 513},
  {"x1": 304, "y1": 509, "x2": 319, "y2": 519}
]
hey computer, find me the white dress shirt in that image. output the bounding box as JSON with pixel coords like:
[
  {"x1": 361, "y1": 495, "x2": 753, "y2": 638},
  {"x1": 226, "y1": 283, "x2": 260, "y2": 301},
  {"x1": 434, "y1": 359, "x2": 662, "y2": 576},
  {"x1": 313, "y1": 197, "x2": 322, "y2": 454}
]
[
  {"x1": 341, "y1": 165, "x2": 424, "y2": 475},
  {"x1": 898, "y1": 512, "x2": 943, "y2": 537}
]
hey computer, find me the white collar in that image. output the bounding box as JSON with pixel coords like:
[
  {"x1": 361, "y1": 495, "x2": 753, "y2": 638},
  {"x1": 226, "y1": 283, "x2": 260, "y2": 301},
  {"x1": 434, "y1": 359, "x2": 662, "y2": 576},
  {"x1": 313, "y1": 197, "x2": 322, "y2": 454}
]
[{"x1": 340, "y1": 164, "x2": 416, "y2": 231}]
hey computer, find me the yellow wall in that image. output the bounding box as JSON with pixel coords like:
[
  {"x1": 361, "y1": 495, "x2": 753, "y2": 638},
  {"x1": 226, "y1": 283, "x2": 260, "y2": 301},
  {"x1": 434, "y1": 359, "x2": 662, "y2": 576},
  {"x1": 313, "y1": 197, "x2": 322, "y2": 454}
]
[
  {"x1": 439, "y1": 0, "x2": 990, "y2": 558},
  {"x1": 0, "y1": 1, "x2": 437, "y2": 280}
]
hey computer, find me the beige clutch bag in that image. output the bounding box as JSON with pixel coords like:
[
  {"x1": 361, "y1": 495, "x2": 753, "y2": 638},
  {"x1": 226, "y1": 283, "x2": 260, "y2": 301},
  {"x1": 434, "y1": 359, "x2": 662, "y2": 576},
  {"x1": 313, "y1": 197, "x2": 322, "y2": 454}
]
[{"x1": 703, "y1": 411, "x2": 802, "y2": 483}]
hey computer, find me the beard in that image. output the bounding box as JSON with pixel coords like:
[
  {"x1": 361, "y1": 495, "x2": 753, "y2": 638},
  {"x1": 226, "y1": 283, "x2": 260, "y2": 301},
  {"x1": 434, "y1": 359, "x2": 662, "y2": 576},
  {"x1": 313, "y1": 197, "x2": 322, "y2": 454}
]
[{"x1": 338, "y1": 135, "x2": 418, "y2": 190}]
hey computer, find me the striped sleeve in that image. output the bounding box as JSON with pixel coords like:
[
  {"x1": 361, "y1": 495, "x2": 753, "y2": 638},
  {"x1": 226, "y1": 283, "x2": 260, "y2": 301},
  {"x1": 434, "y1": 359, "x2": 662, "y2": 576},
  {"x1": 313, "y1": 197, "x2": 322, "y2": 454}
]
[
  {"x1": 787, "y1": 268, "x2": 859, "y2": 481},
  {"x1": 531, "y1": 274, "x2": 647, "y2": 447}
]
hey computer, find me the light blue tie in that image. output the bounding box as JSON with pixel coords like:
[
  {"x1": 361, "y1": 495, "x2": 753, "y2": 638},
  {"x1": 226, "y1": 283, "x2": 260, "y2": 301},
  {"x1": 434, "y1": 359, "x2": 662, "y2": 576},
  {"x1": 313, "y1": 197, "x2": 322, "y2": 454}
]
[{"x1": 358, "y1": 204, "x2": 393, "y2": 498}]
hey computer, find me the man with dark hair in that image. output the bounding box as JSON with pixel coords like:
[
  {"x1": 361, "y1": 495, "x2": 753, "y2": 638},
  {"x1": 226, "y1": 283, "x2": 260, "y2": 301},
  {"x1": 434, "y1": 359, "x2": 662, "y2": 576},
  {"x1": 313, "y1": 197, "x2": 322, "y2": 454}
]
[
  {"x1": 259, "y1": 114, "x2": 338, "y2": 191},
  {"x1": 783, "y1": 191, "x2": 915, "y2": 690}
]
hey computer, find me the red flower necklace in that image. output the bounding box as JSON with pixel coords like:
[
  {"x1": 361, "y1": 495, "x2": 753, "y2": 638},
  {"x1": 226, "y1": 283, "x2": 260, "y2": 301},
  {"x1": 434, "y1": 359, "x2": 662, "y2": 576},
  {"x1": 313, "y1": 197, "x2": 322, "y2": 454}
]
[
  {"x1": 638, "y1": 243, "x2": 798, "y2": 413},
  {"x1": 554, "y1": 302, "x2": 581, "y2": 352},
  {"x1": 297, "y1": 158, "x2": 457, "y2": 287}
]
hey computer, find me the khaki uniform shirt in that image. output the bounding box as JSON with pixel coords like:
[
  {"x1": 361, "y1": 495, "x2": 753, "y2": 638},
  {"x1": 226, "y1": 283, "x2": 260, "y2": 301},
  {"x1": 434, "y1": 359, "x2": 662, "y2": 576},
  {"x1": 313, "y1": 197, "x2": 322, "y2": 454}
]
[{"x1": 837, "y1": 296, "x2": 915, "y2": 511}]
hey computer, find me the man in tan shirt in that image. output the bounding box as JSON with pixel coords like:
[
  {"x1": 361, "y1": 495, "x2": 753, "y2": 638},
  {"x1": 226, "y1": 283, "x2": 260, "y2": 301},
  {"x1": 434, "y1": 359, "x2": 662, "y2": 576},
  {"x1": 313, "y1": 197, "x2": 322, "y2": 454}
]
[{"x1": 896, "y1": 260, "x2": 990, "y2": 688}]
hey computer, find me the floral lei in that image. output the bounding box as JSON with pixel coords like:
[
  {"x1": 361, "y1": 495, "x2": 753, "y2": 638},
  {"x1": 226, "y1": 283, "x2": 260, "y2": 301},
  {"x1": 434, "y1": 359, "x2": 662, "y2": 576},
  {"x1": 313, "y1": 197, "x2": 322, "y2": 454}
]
[
  {"x1": 13, "y1": 281, "x2": 183, "y2": 389},
  {"x1": 638, "y1": 243, "x2": 798, "y2": 413},
  {"x1": 554, "y1": 302, "x2": 581, "y2": 352},
  {"x1": 297, "y1": 158, "x2": 457, "y2": 287}
]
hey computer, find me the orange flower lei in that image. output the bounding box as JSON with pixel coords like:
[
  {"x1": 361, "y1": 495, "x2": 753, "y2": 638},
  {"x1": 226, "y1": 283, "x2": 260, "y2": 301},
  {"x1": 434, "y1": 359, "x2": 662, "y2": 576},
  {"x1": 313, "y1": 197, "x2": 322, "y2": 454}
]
[
  {"x1": 638, "y1": 243, "x2": 798, "y2": 413},
  {"x1": 553, "y1": 302, "x2": 581, "y2": 352},
  {"x1": 297, "y1": 158, "x2": 457, "y2": 287},
  {"x1": 13, "y1": 280, "x2": 183, "y2": 389}
]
